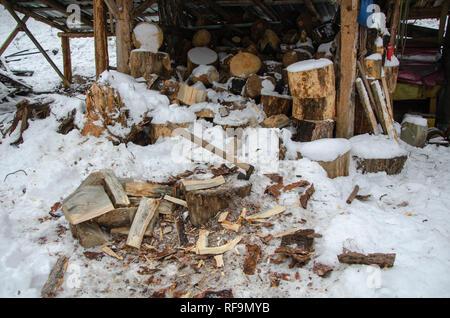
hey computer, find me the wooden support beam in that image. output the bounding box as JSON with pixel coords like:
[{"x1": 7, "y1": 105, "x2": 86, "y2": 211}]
[
  {"x1": 250, "y1": 0, "x2": 279, "y2": 21},
  {"x1": 103, "y1": 0, "x2": 120, "y2": 19},
  {"x1": 94, "y1": 0, "x2": 109, "y2": 78},
  {"x1": 0, "y1": 15, "x2": 29, "y2": 57},
  {"x1": 115, "y1": 0, "x2": 133, "y2": 74},
  {"x1": 40, "y1": 0, "x2": 93, "y2": 27},
  {"x1": 438, "y1": 0, "x2": 449, "y2": 44},
  {"x1": 389, "y1": 0, "x2": 401, "y2": 50},
  {"x1": 199, "y1": 0, "x2": 233, "y2": 22},
  {"x1": 336, "y1": 0, "x2": 358, "y2": 138},
  {"x1": 133, "y1": 0, "x2": 157, "y2": 19},
  {"x1": 61, "y1": 36, "x2": 72, "y2": 87},
  {"x1": 0, "y1": 0, "x2": 71, "y2": 87},
  {"x1": 9, "y1": 2, "x2": 69, "y2": 32}
]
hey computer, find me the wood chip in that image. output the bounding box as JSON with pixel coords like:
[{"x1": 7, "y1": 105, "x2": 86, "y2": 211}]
[
  {"x1": 100, "y1": 245, "x2": 123, "y2": 261},
  {"x1": 246, "y1": 205, "x2": 286, "y2": 221},
  {"x1": 196, "y1": 229, "x2": 242, "y2": 255},
  {"x1": 214, "y1": 255, "x2": 224, "y2": 268}
]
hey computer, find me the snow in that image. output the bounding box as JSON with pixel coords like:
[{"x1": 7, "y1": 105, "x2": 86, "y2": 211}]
[
  {"x1": 299, "y1": 138, "x2": 351, "y2": 162},
  {"x1": 385, "y1": 55, "x2": 399, "y2": 67},
  {"x1": 317, "y1": 41, "x2": 334, "y2": 57},
  {"x1": 350, "y1": 134, "x2": 407, "y2": 159},
  {"x1": 2, "y1": 7, "x2": 450, "y2": 299},
  {"x1": 191, "y1": 65, "x2": 214, "y2": 78},
  {"x1": 286, "y1": 58, "x2": 333, "y2": 73},
  {"x1": 402, "y1": 114, "x2": 428, "y2": 127},
  {"x1": 133, "y1": 23, "x2": 160, "y2": 53},
  {"x1": 366, "y1": 53, "x2": 382, "y2": 60},
  {"x1": 187, "y1": 47, "x2": 217, "y2": 65}
]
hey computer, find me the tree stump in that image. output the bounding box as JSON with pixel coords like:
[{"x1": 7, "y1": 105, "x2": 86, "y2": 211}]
[
  {"x1": 129, "y1": 51, "x2": 171, "y2": 80},
  {"x1": 185, "y1": 179, "x2": 252, "y2": 227},
  {"x1": 287, "y1": 59, "x2": 336, "y2": 121},
  {"x1": 292, "y1": 119, "x2": 334, "y2": 142},
  {"x1": 260, "y1": 94, "x2": 292, "y2": 117},
  {"x1": 316, "y1": 151, "x2": 350, "y2": 179},
  {"x1": 354, "y1": 156, "x2": 407, "y2": 175},
  {"x1": 187, "y1": 47, "x2": 218, "y2": 74},
  {"x1": 229, "y1": 52, "x2": 262, "y2": 79}
]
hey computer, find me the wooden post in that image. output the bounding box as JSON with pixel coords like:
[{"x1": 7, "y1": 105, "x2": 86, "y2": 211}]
[
  {"x1": 94, "y1": 0, "x2": 109, "y2": 77},
  {"x1": 438, "y1": 0, "x2": 450, "y2": 44},
  {"x1": 336, "y1": 0, "x2": 359, "y2": 138},
  {"x1": 389, "y1": 0, "x2": 402, "y2": 50},
  {"x1": 61, "y1": 36, "x2": 72, "y2": 87},
  {"x1": 115, "y1": 0, "x2": 133, "y2": 74},
  {"x1": 0, "y1": 15, "x2": 29, "y2": 57}
]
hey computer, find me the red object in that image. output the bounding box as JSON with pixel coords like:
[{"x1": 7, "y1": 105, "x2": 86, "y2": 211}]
[{"x1": 387, "y1": 43, "x2": 393, "y2": 61}]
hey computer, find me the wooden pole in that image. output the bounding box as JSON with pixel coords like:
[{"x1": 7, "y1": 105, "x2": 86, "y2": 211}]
[
  {"x1": 0, "y1": 0, "x2": 70, "y2": 87},
  {"x1": 0, "y1": 15, "x2": 29, "y2": 57},
  {"x1": 61, "y1": 36, "x2": 72, "y2": 87},
  {"x1": 94, "y1": 0, "x2": 109, "y2": 78},
  {"x1": 132, "y1": 0, "x2": 157, "y2": 19},
  {"x1": 438, "y1": 0, "x2": 450, "y2": 44},
  {"x1": 389, "y1": 0, "x2": 402, "y2": 49},
  {"x1": 336, "y1": 0, "x2": 359, "y2": 138},
  {"x1": 115, "y1": 0, "x2": 133, "y2": 74}
]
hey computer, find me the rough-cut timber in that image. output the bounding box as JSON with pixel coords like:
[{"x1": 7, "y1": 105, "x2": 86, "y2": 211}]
[
  {"x1": 102, "y1": 169, "x2": 130, "y2": 207},
  {"x1": 354, "y1": 155, "x2": 407, "y2": 175},
  {"x1": 93, "y1": 0, "x2": 109, "y2": 77},
  {"x1": 185, "y1": 179, "x2": 252, "y2": 227},
  {"x1": 338, "y1": 250, "x2": 396, "y2": 268},
  {"x1": 260, "y1": 94, "x2": 292, "y2": 117},
  {"x1": 115, "y1": 0, "x2": 133, "y2": 74},
  {"x1": 355, "y1": 78, "x2": 378, "y2": 134},
  {"x1": 288, "y1": 60, "x2": 335, "y2": 121},
  {"x1": 125, "y1": 182, "x2": 172, "y2": 197},
  {"x1": 316, "y1": 150, "x2": 350, "y2": 179},
  {"x1": 41, "y1": 256, "x2": 70, "y2": 298},
  {"x1": 69, "y1": 221, "x2": 108, "y2": 248},
  {"x1": 63, "y1": 185, "x2": 114, "y2": 225},
  {"x1": 95, "y1": 207, "x2": 137, "y2": 228},
  {"x1": 292, "y1": 119, "x2": 334, "y2": 142},
  {"x1": 129, "y1": 51, "x2": 171, "y2": 80},
  {"x1": 229, "y1": 52, "x2": 262, "y2": 79},
  {"x1": 127, "y1": 198, "x2": 159, "y2": 249}
]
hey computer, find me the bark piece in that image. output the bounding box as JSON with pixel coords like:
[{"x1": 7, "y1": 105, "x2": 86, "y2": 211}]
[
  {"x1": 175, "y1": 218, "x2": 188, "y2": 246},
  {"x1": 63, "y1": 185, "x2": 114, "y2": 225},
  {"x1": 102, "y1": 169, "x2": 130, "y2": 207},
  {"x1": 126, "y1": 198, "x2": 159, "y2": 249},
  {"x1": 70, "y1": 221, "x2": 108, "y2": 248},
  {"x1": 182, "y1": 175, "x2": 225, "y2": 192},
  {"x1": 283, "y1": 180, "x2": 310, "y2": 192},
  {"x1": 41, "y1": 256, "x2": 70, "y2": 298},
  {"x1": 243, "y1": 244, "x2": 261, "y2": 275},
  {"x1": 338, "y1": 250, "x2": 396, "y2": 268},
  {"x1": 292, "y1": 119, "x2": 334, "y2": 142},
  {"x1": 346, "y1": 185, "x2": 360, "y2": 204},
  {"x1": 125, "y1": 182, "x2": 172, "y2": 197},
  {"x1": 313, "y1": 263, "x2": 333, "y2": 277},
  {"x1": 299, "y1": 184, "x2": 315, "y2": 209}
]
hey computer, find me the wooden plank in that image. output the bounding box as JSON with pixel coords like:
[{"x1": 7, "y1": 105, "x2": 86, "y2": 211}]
[
  {"x1": 0, "y1": 15, "x2": 29, "y2": 57},
  {"x1": 41, "y1": 256, "x2": 70, "y2": 298},
  {"x1": 336, "y1": 0, "x2": 358, "y2": 138},
  {"x1": 61, "y1": 36, "x2": 72, "y2": 88},
  {"x1": 94, "y1": 0, "x2": 109, "y2": 78},
  {"x1": 355, "y1": 78, "x2": 378, "y2": 134},
  {"x1": 246, "y1": 205, "x2": 286, "y2": 221},
  {"x1": 126, "y1": 198, "x2": 159, "y2": 249},
  {"x1": 63, "y1": 185, "x2": 115, "y2": 225},
  {"x1": 370, "y1": 80, "x2": 399, "y2": 141},
  {"x1": 102, "y1": 169, "x2": 130, "y2": 207},
  {"x1": 125, "y1": 182, "x2": 172, "y2": 197},
  {"x1": 182, "y1": 175, "x2": 226, "y2": 192},
  {"x1": 163, "y1": 194, "x2": 187, "y2": 207}
]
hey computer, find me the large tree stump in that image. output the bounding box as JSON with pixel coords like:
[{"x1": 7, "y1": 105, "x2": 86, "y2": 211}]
[
  {"x1": 287, "y1": 59, "x2": 336, "y2": 121},
  {"x1": 185, "y1": 179, "x2": 252, "y2": 227},
  {"x1": 260, "y1": 94, "x2": 292, "y2": 117},
  {"x1": 354, "y1": 156, "x2": 407, "y2": 175},
  {"x1": 187, "y1": 47, "x2": 218, "y2": 74},
  {"x1": 292, "y1": 119, "x2": 334, "y2": 142},
  {"x1": 229, "y1": 52, "x2": 262, "y2": 79},
  {"x1": 129, "y1": 51, "x2": 171, "y2": 80}
]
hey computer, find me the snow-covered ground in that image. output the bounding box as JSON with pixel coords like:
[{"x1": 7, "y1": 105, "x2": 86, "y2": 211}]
[{"x1": 1, "y1": 7, "x2": 450, "y2": 298}]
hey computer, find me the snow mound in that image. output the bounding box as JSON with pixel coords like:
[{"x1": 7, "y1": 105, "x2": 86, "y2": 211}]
[
  {"x1": 402, "y1": 114, "x2": 428, "y2": 127},
  {"x1": 299, "y1": 138, "x2": 351, "y2": 162},
  {"x1": 350, "y1": 134, "x2": 407, "y2": 159}
]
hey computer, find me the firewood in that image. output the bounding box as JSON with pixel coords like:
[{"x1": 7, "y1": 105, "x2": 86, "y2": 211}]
[
  {"x1": 192, "y1": 29, "x2": 211, "y2": 47},
  {"x1": 251, "y1": 19, "x2": 269, "y2": 42},
  {"x1": 195, "y1": 229, "x2": 242, "y2": 255},
  {"x1": 126, "y1": 198, "x2": 159, "y2": 249},
  {"x1": 243, "y1": 244, "x2": 261, "y2": 275},
  {"x1": 125, "y1": 182, "x2": 172, "y2": 197},
  {"x1": 101, "y1": 169, "x2": 130, "y2": 207},
  {"x1": 63, "y1": 185, "x2": 114, "y2": 225},
  {"x1": 316, "y1": 151, "x2": 351, "y2": 179},
  {"x1": 182, "y1": 175, "x2": 225, "y2": 192},
  {"x1": 228, "y1": 77, "x2": 247, "y2": 95},
  {"x1": 282, "y1": 29, "x2": 300, "y2": 45},
  {"x1": 354, "y1": 155, "x2": 407, "y2": 175},
  {"x1": 282, "y1": 50, "x2": 311, "y2": 67},
  {"x1": 346, "y1": 185, "x2": 360, "y2": 204},
  {"x1": 292, "y1": 119, "x2": 335, "y2": 142},
  {"x1": 129, "y1": 51, "x2": 171, "y2": 80},
  {"x1": 261, "y1": 114, "x2": 291, "y2": 129},
  {"x1": 229, "y1": 52, "x2": 262, "y2": 79},
  {"x1": 299, "y1": 184, "x2": 315, "y2": 209},
  {"x1": 246, "y1": 205, "x2": 286, "y2": 221},
  {"x1": 110, "y1": 226, "x2": 153, "y2": 237},
  {"x1": 260, "y1": 94, "x2": 292, "y2": 117},
  {"x1": 337, "y1": 250, "x2": 396, "y2": 268},
  {"x1": 187, "y1": 47, "x2": 218, "y2": 74},
  {"x1": 244, "y1": 75, "x2": 275, "y2": 99},
  {"x1": 69, "y1": 221, "x2": 108, "y2": 248},
  {"x1": 95, "y1": 207, "x2": 137, "y2": 228},
  {"x1": 370, "y1": 80, "x2": 399, "y2": 141},
  {"x1": 364, "y1": 55, "x2": 382, "y2": 79},
  {"x1": 163, "y1": 195, "x2": 187, "y2": 207},
  {"x1": 259, "y1": 29, "x2": 280, "y2": 54},
  {"x1": 287, "y1": 59, "x2": 336, "y2": 121},
  {"x1": 355, "y1": 78, "x2": 379, "y2": 134},
  {"x1": 41, "y1": 256, "x2": 70, "y2": 298},
  {"x1": 132, "y1": 22, "x2": 163, "y2": 52},
  {"x1": 150, "y1": 121, "x2": 191, "y2": 144},
  {"x1": 214, "y1": 255, "x2": 224, "y2": 268},
  {"x1": 100, "y1": 245, "x2": 123, "y2": 260},
  {"x1": 191, "y1": 65, "x2": 219, "y2": 87},
  {"x1": 221, "y1": 220, "x2": 241, "y2": 232}
]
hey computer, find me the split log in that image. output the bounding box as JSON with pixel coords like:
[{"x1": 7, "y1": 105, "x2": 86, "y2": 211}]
[
  {"x1": 132, "y1": 22, "x2": 163, "y2": 52},
  {"x1": 370, "y1": 80, "x2": 399, "y2": 140},
  {"x1": 282, "y1": 49, "x2": 312, "y2": 67},
  {"x1": 185, "y1": 179, "x2": 252, "y2": 227},
  {"x1": 149, "y1": 121, "x2": 191, "y2": 144},
  {"x1": 182, "y1": 175, "x2": 225, "y2": 192},
  {"x1": 261, "y1": 114, "x2": 291, "y2": 128},
  {"x1": 243, "y1": 244, "x2": 261, "y2": 275},
  {"x1": 244, "y1": 75, "x2": 276, "y2": 99},
  {"x1": 192, "y1": 29, "x2": 211, "y2": 47},
  {"x1": 260, "y1": 94, "x2": 292, "y2": 117},
  {"x1": 355, "y1": 78, "x2": 378, "y2": 134},
  {"x1": 41, "y1": 256, "x2": 70, "y2": 298},
  {"x1": 129, "y1": 50, "x2": 171, "y2": 80},
  {"x1": 110, "y1": 226, "x2": 153, "y2": 237},
  {"x1": 102, "y1": 169, "x2": 130, "y2": 207},
  {"x1": 191, "y1": 65, "x2": 219, "y2": 87},
  {"x1": 354, "y1": 155, "x2": 407, "y2": 175},
  {"x1": 259, "y1": 29, "x2": 280, "y2": 54},
  {"x1": 287, "y1": 59, "x2": 336, "y2": 121},
  {"x1": 229, "y1": 52, "x2": 262, "y2": 79},
  {"x1": 126, "y1": 198, "x2": 159, "y2": 249},
  {"x1": 95, "y1": 207, "x2": 137, "y2": 228},
  {"x1": 177, "y1": 83, "x2": 208, "y2": 106},
  {"x1": 299, "y1": 184, "x2": 315, "y2": 209},
  {"x1": 63, "y1": 185, "x2": 114, "y2": 225},
  {"x1": 316, "y1": 151, "x2": 351, "y2": 179},
  {"x1": 187, "y1": 47, "x2": 218, "y2": 74},
  {"x1": 338, "y1": 250, "x2": 396, "y2": 268},
  {"x1": 195, "y1": 229, "x2": 242, "y2": 255},
  {"x1": 221, "y1": 220, "x2": 242, "y2": 232},
  {"x1": 124, "y1": 182, "x2": 172, "y2": 197},
  {"x1": 163, "y1": 195, "x2": 188, "y2": 208},
  {"x1": 246, "y1": 205, "x2": 286, "y2": 221},
  {"x1": 69, "y1": 221, "x2": 108, "y2": 248},
  {"x1": 292, "y1": 119, "x2": 334, "y2": 142},
  {"x1": 364, "y1": 55, "x2": 382, "y2": 79}
]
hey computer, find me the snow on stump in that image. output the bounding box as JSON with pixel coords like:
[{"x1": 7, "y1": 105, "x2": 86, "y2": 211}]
[
  {"x1": 287, "y1": 58, "x2": 335, "y2": 121},
  {"x1": 298, "y1": 138, "x2": 351, "y2": 179},
  {"x1": 130, "y1": 22, "x2": 170, "y2": 80},
  {"x1": 350, "y1": 134, "x2": 408, "y2": 175},
  {"x1": 229, "y1": 52, "x2": 262, "y2": 79},
  {"x1": 384, "y1": 55, "x2": 399, "y2": 93},
  {"x1": 364, "y1": 53, "x2": 382, "y2": 80},
  {"x1": 191, "y1": 65, "x2": 219, "y2": 87},
  {"x1": 187, "y1": 47, "x2": 218, "y2": 75},
  {"x1": 400, "y1": 114, "x2": 428, "y2": 148},
  {"x1": 292, "y1": 119, "x2": 334, "y2": 142}
]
